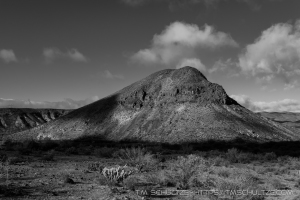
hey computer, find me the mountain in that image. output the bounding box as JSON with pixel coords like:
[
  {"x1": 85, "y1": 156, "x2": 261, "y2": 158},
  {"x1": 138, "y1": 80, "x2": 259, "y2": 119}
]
[
  {"x1": 259, "y1": 112, "x2": 300, "y2": 132},
  {"x1": 6, "y1": 67, "x2": 300, "y2": 143},
  {"x1": 0, "y1": 108, "x2": 71, "y2": 138}
]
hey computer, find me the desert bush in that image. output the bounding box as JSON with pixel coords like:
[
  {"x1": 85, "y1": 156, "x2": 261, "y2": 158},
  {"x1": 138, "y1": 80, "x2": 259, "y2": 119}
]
[
  {"x1": 216, "y1": 167, "x2": 231, "y2": 178},
  {"x1": 224, "y1": 148, "x2": 259, "y2": 163},
  {"x1": 77, "y1": 145, "x2": 93, "y2": 155},
  {"x1": 122, "y1": 175, "x2": 141, "y2": 191},
  {"x1": 65, "y1": 147, "x2": 78, "y2": 155},
  {"x1": 144, "y1": 172, "x2": 163, "y2": 186},
  {"x1": 41, "y1": 150, "x2": 55, "y2": 161},
  {"x1": 272, "y1": 179, "x2": 289, "y2": 190},
  {"x1": 209, "y1": 169, "x2": 263, "y2": 200},
  {"x1": 87, "y1": 162, "x2": 105, "y2": 172},
  {"x1": 210, "y1": 156, "x2": 230, "y2": 166},
  {"x1": 93, "y1": 147, "x2": 115, "y2": 158},
  {"x1": 164, "y1": 154, "x2": 209, "y2": 189},
  {"x1": 7, "y1": 156, "x2": 27, "y2": 165},
  {"x1": 113, "y1": 147, "x2": 158, "y2": 171},
  {"x1": 225, "y1": 148, "x2": 240, "y2": 163},
  {"x1": 263, "y1": 152, "x2": 277, "y2": 161}
]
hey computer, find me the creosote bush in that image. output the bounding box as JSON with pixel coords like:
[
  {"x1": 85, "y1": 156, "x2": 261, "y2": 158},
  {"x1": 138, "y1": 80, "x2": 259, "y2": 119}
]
[
  {"x1": 164, "y1": 154, "x2": 209, "y2": 189},
  {"x1": 113, "y1": 147, "x2": 158, "y2": 171}
]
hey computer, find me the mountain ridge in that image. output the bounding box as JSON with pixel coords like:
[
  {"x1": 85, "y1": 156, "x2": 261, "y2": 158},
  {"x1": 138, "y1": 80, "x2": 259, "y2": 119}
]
[
  {"x1": 6, "y1": 66, "x2": 300, "y2": 143},
  {"x1": 0, "y1": 108, "x2": 71, "y2": 138}
]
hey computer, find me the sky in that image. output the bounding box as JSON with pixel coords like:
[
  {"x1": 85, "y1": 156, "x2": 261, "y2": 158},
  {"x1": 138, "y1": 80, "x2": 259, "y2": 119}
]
[{"x1": 1, "y1": 0, "x2": 300, "y2": 112}]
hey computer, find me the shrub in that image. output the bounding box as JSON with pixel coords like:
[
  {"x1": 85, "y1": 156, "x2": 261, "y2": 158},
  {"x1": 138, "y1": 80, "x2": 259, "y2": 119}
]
[
  {"x1": 226, "y1": 148, "x2": 240, "y2": 163},
  {"x1": 7, "y1": 156, "x2": 27, "y2": 165},
  {"x1": 272, "y1": 179, "x2": 288, "y2": 190},
  {"x1": 210, "y1": 169, "x2": 263, "y2": 200},
  {"x1": 210, "y1": 156, "x2": 230, "y2": 166},
  {"x1": 41, "y1": 150, "x2": 55, "y2": 161},
  {"x1": 113, "y1": 147, "x2": 158, "y2": 171},
  {"x1": 87, "y1": 162, "x2": 105, "y2": 172},
  {"x1": 93, "y1": 147, "x2": 115, "y2": 158},
  {"x1": 77, "y1": 145, "x2": 93, "y2": 155},
  {"x1": 145, "y1": 172, "x2": 164, "y2": 186},
  {"x1": 122, "y1": 175, "x2": 140, "y2": 191},
  {"x1": 263, "y1": 152, "x2": 277, "y2": 161},
  {"x1": 65, "y1": 147, "x2": 78, "y2": 155},
  {"x1": 164, "y1": 154, "x2": 208, "y2": 189}
]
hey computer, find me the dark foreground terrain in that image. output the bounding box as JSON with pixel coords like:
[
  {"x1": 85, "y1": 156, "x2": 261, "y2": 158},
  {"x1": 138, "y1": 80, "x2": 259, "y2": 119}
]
[{"x1": 1, "y1": 138, "x2": 300, "y2": 200}]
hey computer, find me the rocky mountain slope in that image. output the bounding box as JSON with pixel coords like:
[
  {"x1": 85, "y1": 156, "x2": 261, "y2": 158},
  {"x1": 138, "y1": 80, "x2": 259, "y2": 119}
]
[
  {"x1": 0, "y1": 108, "x2": 70, "y2": 138},
  {"x1": 259, "y1": 112, "x2": 300, "y2": 131},
  {"x1": 7, "y1": 66, "x2": 300, "y2": 143}
]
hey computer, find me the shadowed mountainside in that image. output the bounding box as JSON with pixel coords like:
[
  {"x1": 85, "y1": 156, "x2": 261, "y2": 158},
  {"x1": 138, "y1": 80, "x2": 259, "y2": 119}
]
[
  {"x1": 259, "y1": 112, "x2": 300, "y2": 131},
  {"x1": 7, "y1": 66, "x2": 300, "y2": 143},
  {"x1": 0, "y1": 108, "x2": 71, "y2": 138}
]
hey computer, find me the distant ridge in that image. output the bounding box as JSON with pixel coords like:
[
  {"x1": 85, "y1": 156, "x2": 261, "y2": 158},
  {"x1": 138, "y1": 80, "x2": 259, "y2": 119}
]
[
  {"x1": 0, "y1": 108, "x2": 70, "y2": 138},
  {"x1": 7, "y1": 66, "x2": 300, "y2": 143},
  {"x1": 259, "y1": 112, "x2": 300, "y2": 132}
]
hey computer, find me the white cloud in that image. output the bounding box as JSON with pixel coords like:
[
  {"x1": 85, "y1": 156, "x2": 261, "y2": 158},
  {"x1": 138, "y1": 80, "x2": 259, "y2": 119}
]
[
  {"x1": 43, "y1": 48, "x2": 88, "y2": 63},
  {"x1": 231, "y1": 94, "x2": 300, "y2": 112},
  {"x1": 0, "y1": 49, "x2": 18, "y2": 63},
  {"x1": 67, "y1": 49, "x2": 88, "y2": 62},
  {"x1": 176, "y1": 58, "x2": 206, "y2": 71},
  {"x1": 103, "y1": 70, "x2": 125, "y2": 80},
  {"x1": 0, "y1": 96, "x2": 99, "y2": 109},
  {"x1": 209, "y1": 58, "x2": 238, "y2": 74},
  {"x1": 238, "y1": 20, "x2": 300, "y2": 87},
  {"x1": 131, "y1": 21, "x2": 238, "y2": 66}
]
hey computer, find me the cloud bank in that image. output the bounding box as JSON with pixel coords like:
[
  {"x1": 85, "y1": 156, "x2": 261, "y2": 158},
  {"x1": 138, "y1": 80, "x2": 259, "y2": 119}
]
[
  {"x1": 0, "y1": 96, "x2": 99, "y2": 110},
  {"x1": 43, "y1": 48, "x2": 88, "y2": 63},
  {"x1": 231, "y1": 94, "x2": 300, "y2": 113},
  {"x1": 239, "y1": 20, "x2": 300, "y2": 88},
  {"x1": 131, "y1": 21, "x2": 238, "y2": 69},
  {"x1": 0, "y1": 49, "x2": 18, "y2": 63}
]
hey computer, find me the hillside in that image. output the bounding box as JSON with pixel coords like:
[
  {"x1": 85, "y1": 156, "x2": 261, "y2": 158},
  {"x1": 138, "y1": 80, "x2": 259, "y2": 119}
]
[
  {"x1": 7, "y1": 66, "x2": 300, "y2": 143},
  {"x1": 0, "y1": 108, "x2": 71, "y2": 138}
]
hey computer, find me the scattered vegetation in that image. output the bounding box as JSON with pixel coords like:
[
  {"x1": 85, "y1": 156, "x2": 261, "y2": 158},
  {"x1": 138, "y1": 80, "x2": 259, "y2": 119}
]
[{"x1": 2, "y1": 137, "x2": 300, "y2": 199}]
